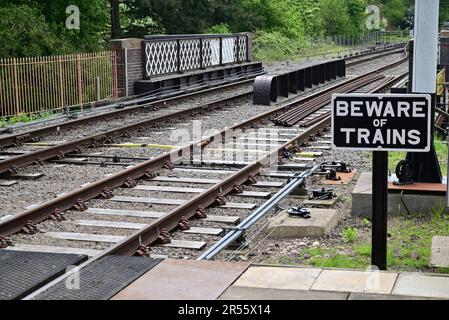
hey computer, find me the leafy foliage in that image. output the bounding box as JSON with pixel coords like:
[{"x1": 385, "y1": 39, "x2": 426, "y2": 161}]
[{"x1": 2, "y1": 0, "x2": 442, "y2": 60}]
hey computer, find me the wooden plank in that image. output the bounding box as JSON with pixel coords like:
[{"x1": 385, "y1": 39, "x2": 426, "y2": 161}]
[
  {"x1": 307, "y1": 146, "x2": 331, "y2": 150},
  {"x1": 112, "y1": 196, "x2": 255, "y2": 209},
  {"x1": 75, "y1": 220, "x2": 146, "y2": 230},
  {"x1": 199, "y1": 159, "x2": 253, "y2": 166},
  {"x1": 183, "y1": 227, "x2": 223, "y2": 236},
  {"x1": 293, "y1": 157, "x2": 316, "y2": 162},
  {"x1": 225, "y1": 142, "x2": 282, "y2": 148},
  {"x1": 4, "y1": 244, "x2": 101, "y2": 257},
  {"x1": 111, "y1": 196, "x2": 185, "y2": 205},
  {"x1": 174, "y1": 168, "x2": 236, "y2": 175},
  {"x1": 10, "y1": 173, "x2": 44, "y2": 180},
  {"x1": 86, "y1": 208, "x2": 165, "y2": 219},
  {"x1": 238, "y1": 137, "x2": 290, "y2": 143},
  {"x1": 151, "y1": 176, "x2": 282, "y2": 188},
  {"x1": 134, "y1": 185, "x2": 206, "y2": 193},
  {"x1": 46, "y1": 232, "x2": 125, "y2": 243},
  {"x1": 204, "y1": 215, "x2": 240, "y2": 224},
  {"x1": 152, "y1": 177, "x2": 221, "y2": 184},
  {"x1": 238, "y1": 191, "x2": 271, "y2": 198},
  {"x1": 0, "y1": 180, "x2": 18, "y2": 187},
  {"x1": 262, "y1": 172, "x2": 296, "y2": 178},
  {"x1": 254, "y1": 181, "x2": 284, "y2": 188},
  {"x1": 220, "y1": 202, "x2": 256, "y2": 209},
  {"x1": 159, "y1": 240, "x2": 206, "y2": 250},
  {"x1": 134, "y1": 185, "x2": 270, "y2": 198},
  {"x1": 388, "y1": 182, "x2": 447, "y2": 193}
]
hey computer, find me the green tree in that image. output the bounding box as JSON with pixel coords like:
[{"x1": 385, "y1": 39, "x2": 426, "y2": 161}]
[{"x1": 0, "y1": 4, "x2": 56, "y2": 57}]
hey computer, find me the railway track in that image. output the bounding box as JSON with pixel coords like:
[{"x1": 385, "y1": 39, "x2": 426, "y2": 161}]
[
  {"x1": 0, "y1": 47, "x2": 408, "y2": 299},
  {"x1": 0, "y1": 46, "x2": 408, "y2": 177}
]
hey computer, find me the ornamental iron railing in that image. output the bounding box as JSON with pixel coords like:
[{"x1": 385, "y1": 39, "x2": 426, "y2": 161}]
[{"x1": 143, "y1": 34, "x2": 251, "y2": 78}]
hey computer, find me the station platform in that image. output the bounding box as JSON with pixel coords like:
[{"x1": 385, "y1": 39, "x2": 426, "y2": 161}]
[
  {"x1": 109, "y1": 260, "x2": 449, "y2": 300},
  {"x1": 2, "y1": 249, "x2": 449, "y2": 300}
]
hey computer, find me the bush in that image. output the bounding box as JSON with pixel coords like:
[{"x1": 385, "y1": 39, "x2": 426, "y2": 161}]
[
  {"x1": 253, "y1": 30, "x2": 308, "y2": 62},
  {"x1": 0, "y1": 4, "x2": 57, "y2": 58}
]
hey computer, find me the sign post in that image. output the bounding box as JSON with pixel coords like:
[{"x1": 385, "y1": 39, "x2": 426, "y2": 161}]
[
  {"x1": 372, "y1": 151, "x2": 388, "y2": 270},
  {"x1": 332, "y1": 93, "x2": 432, "y2": 270}
]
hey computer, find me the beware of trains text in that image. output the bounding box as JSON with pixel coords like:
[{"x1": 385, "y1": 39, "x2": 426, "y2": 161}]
[{"x1": 332, "y1": 94, "x2": 431, "y2": 152}]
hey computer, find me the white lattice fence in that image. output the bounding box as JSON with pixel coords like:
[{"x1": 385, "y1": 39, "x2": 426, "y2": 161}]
[{"x1": 144, "y1": 34, "x2": 251, "y2": 78}]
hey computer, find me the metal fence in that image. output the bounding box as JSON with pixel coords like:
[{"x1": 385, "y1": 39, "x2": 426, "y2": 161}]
[
  {"x1": 310, "y1": 31, "x2": 411, "y2": 48},
  {"x1": 143, "y1": 34, "x2": 251, "y2": 78},
  {"x1": 0, "y1": 51, "x2": 118, "y2": 118}
]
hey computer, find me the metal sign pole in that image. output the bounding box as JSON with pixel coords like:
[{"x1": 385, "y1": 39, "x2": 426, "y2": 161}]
[{"x1": 372, "y1": 151, "x2": 388, "y2": 270}]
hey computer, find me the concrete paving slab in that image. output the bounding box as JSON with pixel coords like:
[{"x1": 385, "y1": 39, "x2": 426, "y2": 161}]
[
  {"x1": 392, "y1": 273, "x2": 449, "y2": 299},
  {"x1": 219, "y1": 286, "x2": 348, "y2": 300},
  {"x1": 111, "y1": 259, "x2": 250, "y2": 300},
  {"x1": 348, "y1": 292, "x2": 439, "y2": 300},
  {"x1": 232, "y1": 266, "x2": 322, "y2": 291},
  {"x1": 430, "y1": 236, "x2": 449, "y2": 268},
  {"x1": 267, "y1": 209, "x2": 339, "y2": 238},
  {"x1": 311, "y1": 269, "x2": 398, "y2": 295}
]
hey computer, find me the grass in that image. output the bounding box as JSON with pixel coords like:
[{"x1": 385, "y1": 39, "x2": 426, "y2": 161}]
[
  {"x1": 0, "y1": 111, "x2": 56, "y2": 127},
  {"x1": 265, "y1": 209, "x2": 449, "y2": 274},
  {"x1": 343, "y1": 227, "x2": 358, "y2": 243}
]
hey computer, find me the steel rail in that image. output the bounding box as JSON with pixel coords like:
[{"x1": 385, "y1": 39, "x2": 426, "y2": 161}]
[
  {"x1": 346, "y1": 48, "x2": 406, "y2": 67},
  {"x1": 0, "y1": 76, "x2": 261, "y2": 149},
  {"x1": 198, "y1": 70, "x2": 411, "y2": 261},
  {"x1": 273, "y1": 48, "x2": 409, "y2": 126},
  {"x1": 301, "y1": 72, "x2": 409, "y2": 128},
  {"x1": 198, "y1": 164, "x2": 322, "y2": 261},
  {"x1": 344, "y1": 43, "x2": 406, "y2": 61},
  {"x1": 0, "y1": 49, "x2": 409, "y2": 236},
  {"x1": 0, "y1": 91, "x2": 252, "y2": 175}
]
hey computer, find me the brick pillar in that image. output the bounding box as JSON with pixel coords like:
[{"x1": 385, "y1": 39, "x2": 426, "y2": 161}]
[{"x1": 110, "y1": 38, "x2": 143, "y2": 97}]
